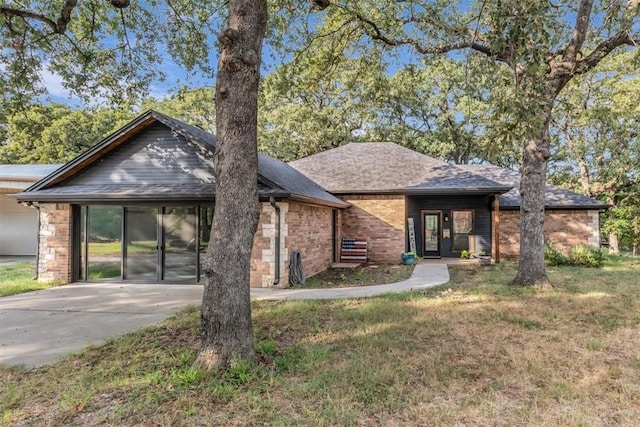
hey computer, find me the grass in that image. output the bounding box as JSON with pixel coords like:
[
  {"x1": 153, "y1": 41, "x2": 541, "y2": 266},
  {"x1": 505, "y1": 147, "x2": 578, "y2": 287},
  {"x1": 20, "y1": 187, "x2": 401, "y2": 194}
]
[
  {"x1": 88, "y1": 264, "x2": 122, "y2": 280},
  {"x1": 87, "y1": 240, "x2": 157, "y2": 256},
  {"x1": 0, "y1": 262, "x2": 60, "y2": 297},
  {"x1": 304, "y1": 262, "x2": 414, "y2": 288},
  {"x1": 2, "y1": 256, "x2": 640, "y2": 425}
]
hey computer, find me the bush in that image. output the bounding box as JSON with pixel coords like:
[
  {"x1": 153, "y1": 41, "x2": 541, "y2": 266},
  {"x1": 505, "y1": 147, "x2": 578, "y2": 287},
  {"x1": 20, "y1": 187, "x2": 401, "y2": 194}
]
[
  {"x1": 544, "y1": 241, "x2": 568, "y2": 266},
  {"x1": 544, "y1": 242, "x2": 604, "y2": 268},
  {"x1": 568, "y1": 245, "x2": 605, "y2": 268}
]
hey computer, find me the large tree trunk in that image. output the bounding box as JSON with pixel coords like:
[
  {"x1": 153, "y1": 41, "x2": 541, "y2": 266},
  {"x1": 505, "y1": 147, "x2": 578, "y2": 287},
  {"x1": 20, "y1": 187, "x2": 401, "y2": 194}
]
[
  {"x1": 608, "y1": 232, "x2": 620, "y2": 253},
  {"x1": 511, "y1": 115, "x2": 552, "y2": 287},
  {"x1": 196, "y1": 0, "x2": 267, "y2": 369}
]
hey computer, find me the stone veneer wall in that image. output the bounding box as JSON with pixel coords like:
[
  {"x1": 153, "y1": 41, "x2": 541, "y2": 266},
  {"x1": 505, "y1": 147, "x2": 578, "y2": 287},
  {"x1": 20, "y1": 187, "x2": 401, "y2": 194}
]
[
  {"x1": 339, "y1": 195, "x2": 405, "y2": 263},
  {"x1": 249, "y1": 204, "x2": 274, "y2": 287},
  {"x1": 37, "y1": 203, "x2": 72, "y2": 283},
  {"x1": 282, "y1": 202, "x2": 334, "y2": 285},
  {"x1": 499, "y1": 209, "x2": 601, "y2": 257}
]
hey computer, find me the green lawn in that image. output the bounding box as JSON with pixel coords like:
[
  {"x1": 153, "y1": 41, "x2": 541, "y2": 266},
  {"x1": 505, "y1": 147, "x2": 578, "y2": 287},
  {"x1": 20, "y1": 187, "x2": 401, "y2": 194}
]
[
  {"x1": 0, "y1": 262, "x2": 59, "y2": 297},
  {"x1": 2, "y1": 256, "x2": 640, "y2": 425}
]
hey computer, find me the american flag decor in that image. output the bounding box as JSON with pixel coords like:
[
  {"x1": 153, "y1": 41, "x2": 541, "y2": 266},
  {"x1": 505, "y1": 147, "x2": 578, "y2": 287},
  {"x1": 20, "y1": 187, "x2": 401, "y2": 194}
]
[{"x1": 340, "y1": 237, "x2": 368, "y2": 263}]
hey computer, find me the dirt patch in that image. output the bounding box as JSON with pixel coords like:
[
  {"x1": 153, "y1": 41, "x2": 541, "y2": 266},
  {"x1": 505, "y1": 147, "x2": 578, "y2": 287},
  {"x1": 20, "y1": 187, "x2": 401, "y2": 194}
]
[{"x1": 304, "y1": 263, "x2": 415, "y2": 288}]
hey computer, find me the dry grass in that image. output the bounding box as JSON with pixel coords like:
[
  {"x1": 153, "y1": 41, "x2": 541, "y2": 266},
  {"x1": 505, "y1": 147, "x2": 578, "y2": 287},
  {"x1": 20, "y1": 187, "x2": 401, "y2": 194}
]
[
  {"x1": 2, "y1": 256, "x2": 640, "y2": 426},
  {"x1": 304, "y1": 262, "x2": 414, "y2": 288}
]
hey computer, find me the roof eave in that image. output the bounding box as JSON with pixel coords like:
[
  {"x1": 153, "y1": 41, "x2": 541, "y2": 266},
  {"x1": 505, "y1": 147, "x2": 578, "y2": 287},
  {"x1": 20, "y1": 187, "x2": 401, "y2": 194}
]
[
  {"x1": 289, "y1": 194, "x2": 350, "y2": 208},
  {"x1": 328, "y1": 186, "x2": 512, "y2": 196},
  {"x1": 500, "y1": 204, "x2": 610, "y2": 210}
]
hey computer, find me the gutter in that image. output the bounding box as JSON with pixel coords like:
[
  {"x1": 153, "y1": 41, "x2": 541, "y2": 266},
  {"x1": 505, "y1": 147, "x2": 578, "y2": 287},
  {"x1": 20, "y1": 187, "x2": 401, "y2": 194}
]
[
  {"x1": 21, "y1": 201, "x2": 40, "y2": 281},
  {"x1": 269, "y1": 197, "x2": 281, "y2": 286}
]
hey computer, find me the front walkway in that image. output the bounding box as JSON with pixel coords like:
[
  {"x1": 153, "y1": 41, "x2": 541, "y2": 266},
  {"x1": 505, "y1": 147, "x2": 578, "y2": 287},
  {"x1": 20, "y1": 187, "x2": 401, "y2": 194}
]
[
  {"x1": 0, "y1": 263, "x2": 449, "y2": 368},
  {"x1": 250, "y1": 263, "x2": 449, "y2": 300}
]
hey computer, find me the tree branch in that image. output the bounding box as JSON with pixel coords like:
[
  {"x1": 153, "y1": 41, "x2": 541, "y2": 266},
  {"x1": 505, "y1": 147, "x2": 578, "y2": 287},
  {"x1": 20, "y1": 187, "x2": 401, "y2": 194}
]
[
  {"x1": 561, "y1": 0, "x2": 593, "y2": 63},
  {"x1": 350, "y1": 11, "x2": 509, "y2": 62},
  {"x1": 575, "y1": 30, "x2": 640, "y2": 75},
  {"x1": 0, "y1": 1, "x2": 78, "y2": 34}
]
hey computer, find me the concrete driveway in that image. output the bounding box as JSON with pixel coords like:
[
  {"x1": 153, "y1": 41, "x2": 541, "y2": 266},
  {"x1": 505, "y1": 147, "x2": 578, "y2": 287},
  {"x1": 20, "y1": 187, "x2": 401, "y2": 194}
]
[
  {"x1": 1, "y1": 263, "x2": 449, "y2": 369},
  {"x1": 0, "y1": 283, "x2": 203, "y2": 369}
]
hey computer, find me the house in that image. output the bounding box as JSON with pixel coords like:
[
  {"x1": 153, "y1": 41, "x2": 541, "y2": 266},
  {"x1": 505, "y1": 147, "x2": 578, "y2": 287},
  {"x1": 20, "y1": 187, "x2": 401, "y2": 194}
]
[
  {"x1": 289, "y1": 143, "x2": 608, "y2": 261},
  {"x1": 0, "y1": 164, "x2": 61, "y2": 256},
  {"x1": 14, "y1": 111, "x2": 348, "y2": 286},
  {"x1": 458, "y1": 164, "x2": 607, "y2": 255},
  {"x1": 15, "y1": 112, "x2": 607, "y2": 287}
]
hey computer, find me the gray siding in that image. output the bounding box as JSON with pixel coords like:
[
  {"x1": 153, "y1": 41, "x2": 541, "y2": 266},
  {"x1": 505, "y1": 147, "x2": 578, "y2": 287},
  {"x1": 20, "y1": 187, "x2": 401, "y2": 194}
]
[
  {"x1": 64, "y1": 123, "x2": 215, "y2": 186},
  {"x1": 407, "y1": 195, "x2": 493, "y2": 257}
]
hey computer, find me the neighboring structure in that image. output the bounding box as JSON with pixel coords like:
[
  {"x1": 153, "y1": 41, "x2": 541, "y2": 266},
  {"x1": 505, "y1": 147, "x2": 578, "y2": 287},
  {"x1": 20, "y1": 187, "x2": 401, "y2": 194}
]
[
  {"x1": 14, "y1": 111, "x2": 347, "y2": 286},
  {"x1": 15, "y1": 113, "x2": 607, "y2": 287},
  {"x1": 290, "y1": 143, "x2": 608, "y2": 262},
  {"x1": 0, "y1": 164, "x2": 61, "y2": 256}
]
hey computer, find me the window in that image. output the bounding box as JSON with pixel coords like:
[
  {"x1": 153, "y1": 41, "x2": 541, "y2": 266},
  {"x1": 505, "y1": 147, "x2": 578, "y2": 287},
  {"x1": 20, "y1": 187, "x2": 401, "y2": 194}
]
[{"x1": 452, "y1": 210, "x2": 473, "y2": 252}]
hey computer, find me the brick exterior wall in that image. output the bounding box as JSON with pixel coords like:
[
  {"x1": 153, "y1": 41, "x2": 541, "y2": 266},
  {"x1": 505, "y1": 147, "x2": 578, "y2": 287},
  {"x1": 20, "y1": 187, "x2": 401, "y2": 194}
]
[
  {"x1": 339, "y1": 195, "x2": 405, "y2": 263},
  {"x1": 37, "y1": 203, "x2": 72, "y2": 283},
  {"x1": 283, "y1": 202, "x2": 334, "y2": 285},
  {"x1": 499, "y1": 209, "x2": 600, "y2": 257}
]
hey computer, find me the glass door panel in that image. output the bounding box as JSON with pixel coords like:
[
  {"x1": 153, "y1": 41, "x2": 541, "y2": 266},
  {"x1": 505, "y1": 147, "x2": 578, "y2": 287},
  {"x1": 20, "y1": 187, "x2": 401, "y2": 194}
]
[
  {"x1": 87, "y1": 206, "x2": 122, "y2": 280},
  {"x1": 452, "y1": 210, "x2": 473, "y2": 252},
  {"x1": 124, "y1": 206, "x2": 158, "y2": 281},
  {"x1": 163, "y1": 207, "x2": 197, "y2": 281},
  {"x1": 423, "y1": 212, "x2": 441, "y2": 257}
]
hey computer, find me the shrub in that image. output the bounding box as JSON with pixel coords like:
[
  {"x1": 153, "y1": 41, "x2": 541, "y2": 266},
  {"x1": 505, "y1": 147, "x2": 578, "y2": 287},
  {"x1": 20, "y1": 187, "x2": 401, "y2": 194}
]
[
  {"x1": 544, "y1": 241, "x2": 568, "y2": 266},
  {"x1": 568, "y1": 245, "x2": 605, "y2": 268},
  {"x1": 460, "y1": 250, "x2": 470, "y2": 259}
]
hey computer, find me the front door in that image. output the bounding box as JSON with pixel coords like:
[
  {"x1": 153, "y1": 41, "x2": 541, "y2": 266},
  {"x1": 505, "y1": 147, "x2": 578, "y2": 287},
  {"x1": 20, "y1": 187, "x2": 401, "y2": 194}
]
[{"x1": 422, "y1": 211, "x2": 441, "y2": 258}]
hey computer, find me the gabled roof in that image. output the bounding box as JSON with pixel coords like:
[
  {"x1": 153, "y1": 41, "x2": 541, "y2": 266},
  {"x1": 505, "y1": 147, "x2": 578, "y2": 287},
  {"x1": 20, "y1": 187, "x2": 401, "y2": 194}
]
[
  {"x1": 459, "y1": 164, "x2": 609, "y2": 209},
  {"x1": 289, "y1": 142, "x2": 511, "y2": 195},
  {"x1": 16, "y1": 111, "x2": 348, "y2": 208}
]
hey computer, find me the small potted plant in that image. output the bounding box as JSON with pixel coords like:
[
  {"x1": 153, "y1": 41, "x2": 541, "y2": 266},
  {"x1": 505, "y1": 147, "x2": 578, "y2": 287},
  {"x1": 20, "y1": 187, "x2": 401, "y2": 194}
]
[
  {"x1": 477, "y1": 250, "x2": 491, "y2": 266},
  {"x1": 401, "y1": 251, "x2": 417, "y2": 265}
]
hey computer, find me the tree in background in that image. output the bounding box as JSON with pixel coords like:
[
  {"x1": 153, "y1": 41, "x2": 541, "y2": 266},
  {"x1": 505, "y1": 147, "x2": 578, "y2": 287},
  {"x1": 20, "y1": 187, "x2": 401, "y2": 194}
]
[
  {"x1": 0, "y1": 103, "x2": 132, "y2": 163},
  {"x1": 550, "y1": 50, "x2": 640, "y2": 252},
  {"x1": 257, "y1": 43, "x2": 385, "y2": 161},
  {"x1": 368, "y1": 56, "x2": 522, "y2": 166},
  {"x1": 142, "y1": 87, "x2": 216, "y2": 134}
]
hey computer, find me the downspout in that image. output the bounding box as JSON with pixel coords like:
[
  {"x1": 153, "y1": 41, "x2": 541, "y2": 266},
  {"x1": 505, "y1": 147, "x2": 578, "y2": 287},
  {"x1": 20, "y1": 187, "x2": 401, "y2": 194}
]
[
  {"x1": 24, "y1": 202, "x2": 40, "y2": 281},
  {"x1": 269, "y1": 197, "x2": 281, "y2": 286}
]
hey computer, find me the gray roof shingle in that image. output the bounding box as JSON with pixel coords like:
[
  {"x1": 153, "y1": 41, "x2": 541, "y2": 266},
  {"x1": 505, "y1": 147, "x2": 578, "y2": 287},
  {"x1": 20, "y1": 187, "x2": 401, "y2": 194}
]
[
  {"x1": 459, "y1": 164, "x2": 609, "y2": 209},
  {"x1": 289, "y1": 142, "x2": 511, "y2": 194}
]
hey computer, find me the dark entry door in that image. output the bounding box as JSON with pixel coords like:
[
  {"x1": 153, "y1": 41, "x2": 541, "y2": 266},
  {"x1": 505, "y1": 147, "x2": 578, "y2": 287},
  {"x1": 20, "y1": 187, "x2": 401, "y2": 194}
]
[{"x1": 423, "y1": 211, "x2": 441, "y2": 258}]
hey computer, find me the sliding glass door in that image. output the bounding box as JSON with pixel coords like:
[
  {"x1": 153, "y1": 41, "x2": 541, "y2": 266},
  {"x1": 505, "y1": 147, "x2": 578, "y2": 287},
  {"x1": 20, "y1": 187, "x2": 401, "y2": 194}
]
[{"x1": 76, "y1": 204, "x2": 210, "y2": 282}]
